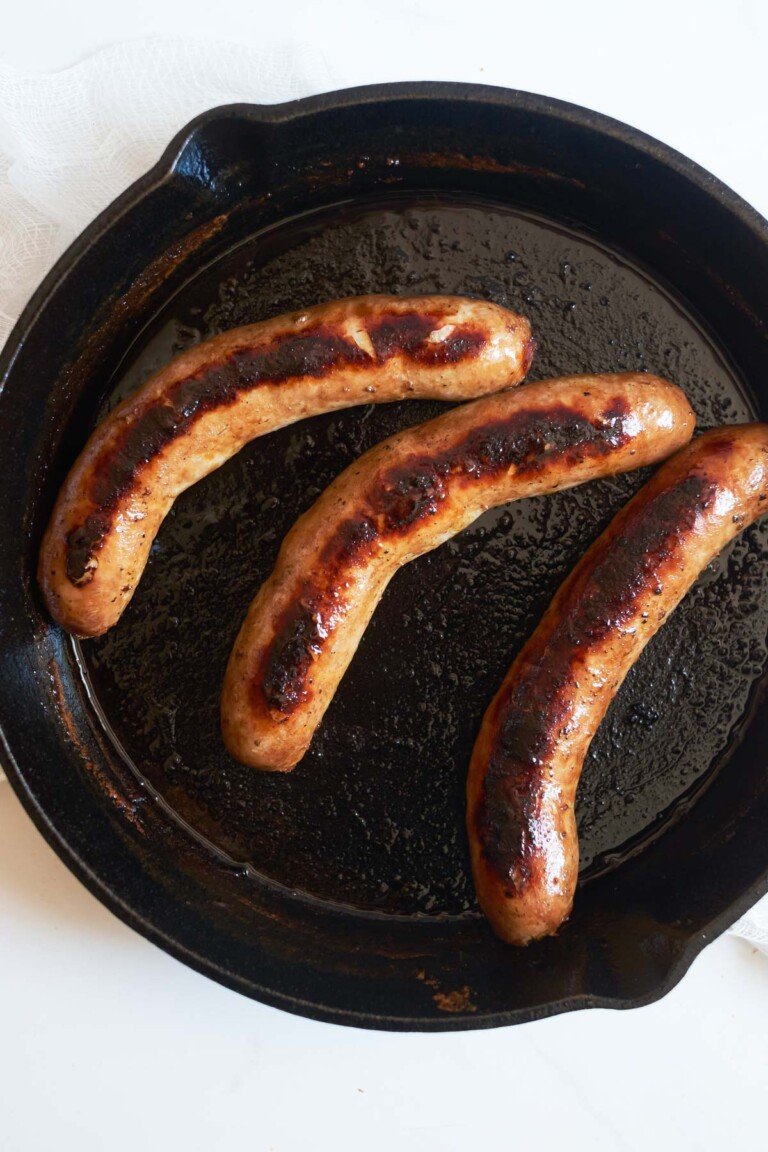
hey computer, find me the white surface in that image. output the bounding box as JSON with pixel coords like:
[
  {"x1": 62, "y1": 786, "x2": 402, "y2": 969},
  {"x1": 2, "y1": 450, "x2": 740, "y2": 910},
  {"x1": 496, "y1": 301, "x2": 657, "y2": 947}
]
[
  {"x1": 0, "y1": 38, "x2": 332, "y2": 345},
  {"x1": 2, "y1": 785, "x2": 768, "y2": 1151},
  {"x1": 1, "y1": 3, "x2": 768, "y2": 1148}
]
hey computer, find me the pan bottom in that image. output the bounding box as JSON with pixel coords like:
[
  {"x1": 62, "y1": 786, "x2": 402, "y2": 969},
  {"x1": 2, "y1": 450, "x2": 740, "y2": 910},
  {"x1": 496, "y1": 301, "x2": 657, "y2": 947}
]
[{"x1": 77, "y1": 193, "x2": 768, "y2": 919}]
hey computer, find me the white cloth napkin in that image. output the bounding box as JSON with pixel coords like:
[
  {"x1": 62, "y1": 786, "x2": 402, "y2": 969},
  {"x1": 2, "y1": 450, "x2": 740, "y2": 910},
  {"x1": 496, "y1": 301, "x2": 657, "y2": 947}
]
[{"x1": 1, "y1": 38, "x2": 766, "y2": 953}]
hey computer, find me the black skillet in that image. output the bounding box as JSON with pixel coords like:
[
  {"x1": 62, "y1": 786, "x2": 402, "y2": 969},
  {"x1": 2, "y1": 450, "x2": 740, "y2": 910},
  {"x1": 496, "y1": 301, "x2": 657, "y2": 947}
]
[{"x1": 2, "y1": 84, "x2": 768, "y2": 1031}]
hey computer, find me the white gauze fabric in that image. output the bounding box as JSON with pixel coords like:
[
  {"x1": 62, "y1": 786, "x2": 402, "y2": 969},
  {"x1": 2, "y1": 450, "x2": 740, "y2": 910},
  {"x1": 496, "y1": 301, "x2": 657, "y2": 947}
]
[{"x1": 0, "y1": 36, "x2": 332, "y2": 345}]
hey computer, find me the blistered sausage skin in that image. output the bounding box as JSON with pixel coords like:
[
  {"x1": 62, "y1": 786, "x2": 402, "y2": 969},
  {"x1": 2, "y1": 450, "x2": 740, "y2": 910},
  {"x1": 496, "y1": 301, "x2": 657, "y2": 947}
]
[
  {"x1": 222, "y1": 373, "x2": 694, "y2": 771},
  {"x1": 39, "y1": 295, "x2": 534, "y2": 638},
  {"x1": 468, "y1": 424, "x2": 768, "y2": 947}
]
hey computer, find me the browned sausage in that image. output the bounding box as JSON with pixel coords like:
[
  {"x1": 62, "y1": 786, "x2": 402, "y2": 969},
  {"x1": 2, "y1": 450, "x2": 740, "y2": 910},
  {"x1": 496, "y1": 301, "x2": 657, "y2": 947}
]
[
  {"x1": 222, "y1": 373, "x2": 695, "y2": 771},
  {"x1": 39, "y1": 295, "x2": 534, "y2": 638},
  {"x1": 467, "y1": 424, "x2": 768, "y2": 946}
]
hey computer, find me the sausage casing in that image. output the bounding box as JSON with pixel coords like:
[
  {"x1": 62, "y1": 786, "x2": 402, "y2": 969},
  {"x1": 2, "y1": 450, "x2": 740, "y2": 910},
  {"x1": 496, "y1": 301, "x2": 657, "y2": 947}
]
[
  {"x1": 39, "y1": 295, "x2": 533, "y2": 637},
  {"x1": 222, "y1": 373, "x2": 695, "y2": 771},
  {"x1": 467, "y1": 424, "x2": 768, "y2": 946}
]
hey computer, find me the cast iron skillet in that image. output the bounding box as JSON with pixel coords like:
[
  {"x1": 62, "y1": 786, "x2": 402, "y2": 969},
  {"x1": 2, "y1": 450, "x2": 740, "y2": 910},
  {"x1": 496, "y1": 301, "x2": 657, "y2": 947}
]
[{"x1": 1, "y1": 84, "x2": 768, "y2": 1031}]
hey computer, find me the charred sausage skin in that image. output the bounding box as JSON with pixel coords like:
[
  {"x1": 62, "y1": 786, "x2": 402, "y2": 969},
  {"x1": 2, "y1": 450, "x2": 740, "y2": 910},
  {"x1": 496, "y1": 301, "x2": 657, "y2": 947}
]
[
  {"x1": 467, "y1": 424, "x2": 768, "y2": 946},
  {"x1": 222, "y1": 374, "x2": 694, "y2": 771},
  {"x1": 39, "y1": 295, "x2": 533, "y2": 637}
]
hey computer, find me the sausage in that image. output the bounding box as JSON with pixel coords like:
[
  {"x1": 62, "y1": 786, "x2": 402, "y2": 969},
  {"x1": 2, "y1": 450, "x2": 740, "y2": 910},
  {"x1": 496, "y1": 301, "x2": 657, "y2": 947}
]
[
  {"x1": 467, "y1": 424, "x2": 768, "y2": 946},
  {"x1": 39, "y1": 295, "x2": 534, "y2": 638},
  {"x1": 222, "y1": 373, "x2": 695, "y2": 771}
]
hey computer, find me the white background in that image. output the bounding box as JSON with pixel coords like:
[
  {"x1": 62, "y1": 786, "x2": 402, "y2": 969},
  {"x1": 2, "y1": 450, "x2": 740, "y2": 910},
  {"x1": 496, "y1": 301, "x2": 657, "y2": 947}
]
[{"x1": 1, "y1": 2, "x2": 767, "y2": 1149}]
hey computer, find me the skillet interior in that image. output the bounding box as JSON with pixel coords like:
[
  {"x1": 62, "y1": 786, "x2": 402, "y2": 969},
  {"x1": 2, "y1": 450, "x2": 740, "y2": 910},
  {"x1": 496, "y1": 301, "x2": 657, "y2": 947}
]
[
  {"x1": 80, "y1": 195, "x2": 764, "y2": 911},
  {"x1": 1, "y1": 86, "x2": 768, "y2": 1029}
]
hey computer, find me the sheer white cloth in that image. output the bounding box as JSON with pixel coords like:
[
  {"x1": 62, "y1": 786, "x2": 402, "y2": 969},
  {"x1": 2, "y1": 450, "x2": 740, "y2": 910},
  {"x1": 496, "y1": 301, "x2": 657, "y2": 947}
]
[
  {"x1": 1, "y1": 38, "x2": 765, "y2": 952},
  {"x1": 0, "y1": 36, "x2": 331, "y2": 345}
]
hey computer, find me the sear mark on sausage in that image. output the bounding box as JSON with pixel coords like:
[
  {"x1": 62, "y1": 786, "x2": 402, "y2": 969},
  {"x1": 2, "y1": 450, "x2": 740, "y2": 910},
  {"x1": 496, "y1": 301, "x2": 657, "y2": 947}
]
[
  {"x1": 475, "y1": 470, "x2": 717, "y2": 892},
  {"x1": 260, "y1": 398, "x2": 633, "y2": 716},
  {"x1": 65, "y1": 315, "x2": 488, "y2": 585}
]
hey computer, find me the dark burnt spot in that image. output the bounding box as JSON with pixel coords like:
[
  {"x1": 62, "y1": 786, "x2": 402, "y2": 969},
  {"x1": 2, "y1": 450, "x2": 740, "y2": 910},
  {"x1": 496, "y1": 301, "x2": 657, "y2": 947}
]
[
  {"x1": 65, "y1": 512, "x2": 113, "y2": 585},
  {"x1": 90, "y1": 405, "x2": 182, "y2": 509},
  {"x1": 367, "y1": 313, "x2": 437, "y2": 358},
  {"x1": 232, "y1": 330, "x2": 367, "y2": 383},
  {"x1": 260, "y1": 401, "x2": 633, "y2": 715},
  {"x1": 262, "y1": 599, "x2": 326, "y2": 714},
  {"x1": 378, "y1": 466, "x2": 447, "y2": 528},
  {"x1": 417, "y1": 328, "x2": 487, "y2": 364},
  {"x1": 458, "y1": 398, "x2": 630, "y2": 479},
  {"x1": 66, "y1": 312, "x2": 492, "y2": 584},
  {"x1": 368, "y1": 313, "x2": 488, "y2": 365},
  {"x1": 318, "y1": 517, "x2": 378, "y2": 567},
  {"x1": 476, "y1": 471, "x2": 716, "y2": 890},
  {"x1": 601, "y1": 397, "x2": 631, "y2": 425},
  {"x1": 572, "y1": 475, "x2": 713, "y2": 638}
]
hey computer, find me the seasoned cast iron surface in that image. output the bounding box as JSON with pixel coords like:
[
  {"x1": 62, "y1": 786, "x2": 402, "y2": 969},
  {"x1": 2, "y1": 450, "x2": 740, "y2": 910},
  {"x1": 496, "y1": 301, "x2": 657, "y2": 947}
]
[{"x1": 79, "y1": 196, "x2": 767, "y2": 917}]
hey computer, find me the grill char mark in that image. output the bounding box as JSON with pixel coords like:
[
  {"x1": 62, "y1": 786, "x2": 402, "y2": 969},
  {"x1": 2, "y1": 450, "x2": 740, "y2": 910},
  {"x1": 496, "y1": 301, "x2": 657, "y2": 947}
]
[
  {"x1": 65, "y1": 314, "x2": 489, "y2": 584},
  {"x1": 261, "y1": 399, "x2": 632, "y2": 716},
  {"x1": 475, "y1": 470, "x2": 717, "y2": 891}
]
